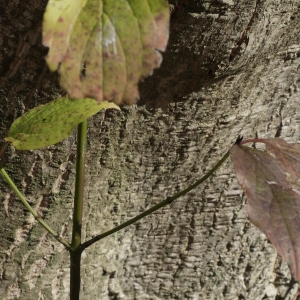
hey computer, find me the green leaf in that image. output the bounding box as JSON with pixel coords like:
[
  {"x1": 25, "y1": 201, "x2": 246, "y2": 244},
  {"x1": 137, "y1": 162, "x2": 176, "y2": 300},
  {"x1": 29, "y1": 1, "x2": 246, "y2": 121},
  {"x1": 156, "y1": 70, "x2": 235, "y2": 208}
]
[
  {"x1": 5, "y1": 97, "x2": 120, "y2": 150},
  {"x1": 43, "y1": 0, "x2": 169, "y2": 104}
]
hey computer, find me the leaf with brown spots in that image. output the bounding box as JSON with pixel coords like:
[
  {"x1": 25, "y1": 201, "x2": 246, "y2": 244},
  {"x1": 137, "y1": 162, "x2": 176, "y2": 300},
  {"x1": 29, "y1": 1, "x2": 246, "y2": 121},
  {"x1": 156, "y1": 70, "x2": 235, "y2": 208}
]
[
  {"x1": 230, "y1": 139, "x2": 300, "y2": 281},
  {"x1": 43, "y1": 0, "x2": 169, "y2": 104},
  {"x1": 5, "y1": 97, "x2": 119, "y2": 150}
]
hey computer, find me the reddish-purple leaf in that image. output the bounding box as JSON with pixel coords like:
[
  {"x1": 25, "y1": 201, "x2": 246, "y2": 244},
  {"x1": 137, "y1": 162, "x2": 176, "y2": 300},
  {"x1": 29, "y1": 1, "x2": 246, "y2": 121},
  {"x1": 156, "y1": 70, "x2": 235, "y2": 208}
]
[
  {"x1": 230, "y1": 143, "x2": 300, "y2": 280},
  {"x1": 262, "y1": 138, "x2": 300, "y2": 180}
]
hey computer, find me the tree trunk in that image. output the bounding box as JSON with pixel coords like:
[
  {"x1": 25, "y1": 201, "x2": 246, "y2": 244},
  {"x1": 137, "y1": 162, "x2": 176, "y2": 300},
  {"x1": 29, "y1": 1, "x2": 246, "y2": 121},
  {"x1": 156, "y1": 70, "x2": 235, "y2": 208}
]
[{"x1": 1, "y1": 0, "x2": 300, "y2": 299}]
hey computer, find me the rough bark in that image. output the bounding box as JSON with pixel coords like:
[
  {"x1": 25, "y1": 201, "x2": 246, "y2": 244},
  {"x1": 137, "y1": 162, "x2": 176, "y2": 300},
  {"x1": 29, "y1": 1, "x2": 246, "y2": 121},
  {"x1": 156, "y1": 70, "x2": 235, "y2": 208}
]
[{"x1": 1, "y1": 0, "x2": 300, "y2": 299}]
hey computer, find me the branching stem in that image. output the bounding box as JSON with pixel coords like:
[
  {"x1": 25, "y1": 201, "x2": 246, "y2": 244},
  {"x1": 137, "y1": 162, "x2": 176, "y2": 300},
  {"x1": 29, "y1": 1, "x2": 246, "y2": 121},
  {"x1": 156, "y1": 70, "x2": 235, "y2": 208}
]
[{"x1": 1, "y1": 119, "x2": 231, "y2": 300}]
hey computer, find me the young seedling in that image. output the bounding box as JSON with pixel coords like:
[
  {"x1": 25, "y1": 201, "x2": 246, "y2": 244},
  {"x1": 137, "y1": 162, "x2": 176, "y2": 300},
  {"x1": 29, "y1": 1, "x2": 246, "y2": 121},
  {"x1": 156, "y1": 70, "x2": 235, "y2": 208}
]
[{"x1": 2, "y1": 0, "x2": 300, "y2": 299}]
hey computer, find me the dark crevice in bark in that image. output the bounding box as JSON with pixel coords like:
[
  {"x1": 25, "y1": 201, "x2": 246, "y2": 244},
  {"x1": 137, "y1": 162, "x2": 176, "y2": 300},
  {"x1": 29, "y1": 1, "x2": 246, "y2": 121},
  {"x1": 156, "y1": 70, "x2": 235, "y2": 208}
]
[{"x1": 229, "y1": 0, "x2": 261, "y2": 62}]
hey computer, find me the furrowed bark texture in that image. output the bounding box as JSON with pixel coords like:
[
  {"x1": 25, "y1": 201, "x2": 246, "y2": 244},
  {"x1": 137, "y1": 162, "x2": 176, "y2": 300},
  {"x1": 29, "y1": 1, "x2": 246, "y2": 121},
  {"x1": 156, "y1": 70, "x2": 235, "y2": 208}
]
[{"x1": 1, "y1": 0, "x2": 300, "y2": 299}]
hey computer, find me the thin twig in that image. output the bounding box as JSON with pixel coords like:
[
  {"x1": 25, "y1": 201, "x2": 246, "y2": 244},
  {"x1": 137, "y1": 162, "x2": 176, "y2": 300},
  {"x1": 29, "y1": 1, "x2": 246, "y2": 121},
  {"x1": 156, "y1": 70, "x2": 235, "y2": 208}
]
[
  {"x1": 81, "y1": 150, "x2": 230, "y2": 250},
  {"x1": 0, "y1": 167, "x2": 71, "y2": 250}
]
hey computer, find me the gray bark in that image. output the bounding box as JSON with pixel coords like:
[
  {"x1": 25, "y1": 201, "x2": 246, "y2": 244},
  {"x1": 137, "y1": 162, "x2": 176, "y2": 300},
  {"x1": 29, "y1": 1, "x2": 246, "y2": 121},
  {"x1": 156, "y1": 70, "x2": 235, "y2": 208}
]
[{"x1": 1, "y1": 0, "x2": 300, "y2": 299}]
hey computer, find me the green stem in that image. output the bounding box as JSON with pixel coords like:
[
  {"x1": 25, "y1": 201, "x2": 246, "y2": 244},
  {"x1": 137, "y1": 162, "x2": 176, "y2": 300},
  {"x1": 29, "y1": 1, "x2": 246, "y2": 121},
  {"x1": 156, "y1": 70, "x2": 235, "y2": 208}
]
[
  {"x1": 0, "y1": 167, "x2": 71, "y2": 250},
  {"x1": 70, "y1": 120, "x2": 88, "y2": 300},
  {"x1": 82, "y1": 150, "x2": 230, "y2": 250}
]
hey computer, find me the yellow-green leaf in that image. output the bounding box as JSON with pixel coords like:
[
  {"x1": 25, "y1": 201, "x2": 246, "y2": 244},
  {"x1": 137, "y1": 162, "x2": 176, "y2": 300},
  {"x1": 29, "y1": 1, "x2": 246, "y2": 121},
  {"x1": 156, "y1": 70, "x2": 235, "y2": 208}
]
[
  {"x1": 5, "y1": 97, "x2": 119, "y2": 150},
  {"x1": 43, "y1": 0, "x2": 170, "y2": 104}
]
